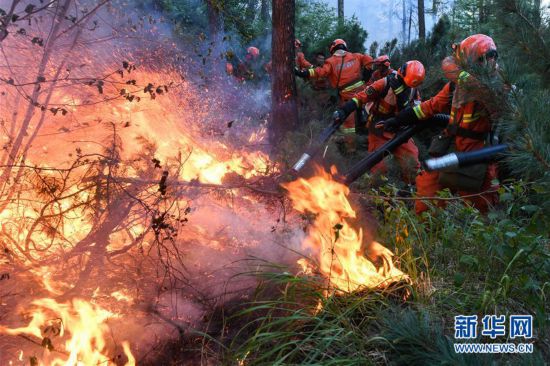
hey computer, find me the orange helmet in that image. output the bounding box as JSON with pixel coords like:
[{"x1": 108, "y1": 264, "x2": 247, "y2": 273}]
[
  {"x1": 455, "y1": 34, "x2": 497, "y2": 63},
  {"x1": 247, "y1": 46, "x2": 260, "y2": 59},
  {"x1": 329, "y1": 38, "x2": 347, "y2": 54},
  {"x1": 295, "y1": 39, "x2": 302, "y2": 48},
  {"x1": 374, "y1": 55, "x2": 390, "y2": 67},
  {"x1": 397, "y1": 60, "x2": 425, "y2": 88}
]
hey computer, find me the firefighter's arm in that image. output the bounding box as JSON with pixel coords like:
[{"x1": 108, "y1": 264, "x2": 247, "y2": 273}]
[
  {"x1": 349, "y1": 80, "x2": 384, "y2": 107},
  {"x1": 307, "y1": 61, "x2": 332, "y2": 79},
  {"x1": 412, "y1": 82, "x2": 453, "y2": 119},
  {"x1": 333, "y1": 100, "x2": 358, "y2": 124},
  {"x1": 376, "y1": 82, "x2": 453, "y2": 131},
  {"x1": 334, "y1": 82, "x2": 381, "y2": 122},
  {"x1": 296, "y1": 52, "x2": 313, "y2": 69}
]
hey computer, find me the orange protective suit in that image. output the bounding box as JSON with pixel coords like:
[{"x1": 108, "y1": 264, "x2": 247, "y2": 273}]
[
  {"x1": 308, "y1": 49, "x2": 373, "y2": 147},
  {"x1": 411, "y1": 72, "x2": 499, "y2": 214},
  {"x1": 350, "y1": 71, "x2": 420, "y2": 180}
]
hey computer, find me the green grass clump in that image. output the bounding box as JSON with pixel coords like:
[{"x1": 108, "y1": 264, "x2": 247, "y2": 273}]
[{"x1": 212, "y1": 183, "x2": 549, "y2": 365}]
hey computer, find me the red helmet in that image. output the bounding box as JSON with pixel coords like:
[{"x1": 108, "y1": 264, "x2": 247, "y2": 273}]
[
  {"x1": 247, "y1": 46, "x2": 260, "y2": 59},
  {"x1": 397, "y1": 60, "x2": 425, "y2": 88},
  {"x1": 374, "y1": 55, "x2": 390, "y2": 67},
  {"x1": 295, "y1": 39, "x2": 302, "y2": 48},
  {"x1": 329, "y1": 39, "x2": 347, "y2": 54},
  {"x1": 455, "y1": 34, "x2": 497, "y2": 63}
]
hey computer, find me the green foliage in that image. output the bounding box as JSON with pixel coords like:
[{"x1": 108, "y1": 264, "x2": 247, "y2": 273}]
[
  {"x1": 390, "y1": 15, "x2": 457, "y2": 97},
  {"x1": 295, "y1": 0, "x2": 368, "y2": 57},
  {"x1": 222, "y1": 270, "x2": 397, "y2": 365},
  {"x1": 216, "y1": 183, "x2": 549, "y2": 364},
  {"x1": 491, "y1": 0, "x2": 550, "y2": 83}
]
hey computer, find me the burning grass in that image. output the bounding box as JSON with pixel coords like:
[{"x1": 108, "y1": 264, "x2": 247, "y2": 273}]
[
  {"x1": 282, "y1": 166, "x2": 409, "y2": 293},
  {"x1": 205, "y1": 189, "x2": 549, "y2": 365},
  {"x1": 0, "y1": 298, "x2": 135, "y2": 366}
]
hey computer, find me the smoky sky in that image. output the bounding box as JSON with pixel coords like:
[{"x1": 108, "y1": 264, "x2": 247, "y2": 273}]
[
  {"x1": 324, "y1": 0, "x2": 550, "y2": 48},
  {"x1": 323, "y1": 0, "x2": 444, "y2": 48}
]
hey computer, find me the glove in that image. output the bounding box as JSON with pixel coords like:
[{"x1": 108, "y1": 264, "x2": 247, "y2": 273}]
[
  {"x1": 294, "y1": 68, "x2": 309, "y2": 78},
  {"x1": 375, "y1": 106, "x2": 419, "y2": 132},
  {"x1": 333, "y1": 109, "x2": 346, "y2": 124},
  {"x1": 387, "y1": 73, "x2": 402, "y2": 90},
  {"x1": 332, "y1": 100, "x2": 357, "y2": 125},
  {"x1": 375, "y1": 117, "x2": 400, "y2": 133}
]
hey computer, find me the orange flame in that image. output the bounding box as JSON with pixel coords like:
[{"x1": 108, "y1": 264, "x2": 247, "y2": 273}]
[
  {"x1": 0, "y1": 298, "x2": 134, "y2": 366},
  {"x1": 0, "y1": 65, "x2": 277, "y2": 364},
  {"x1": 282, "y1": 166, "x2": 407, "y2": 292}
]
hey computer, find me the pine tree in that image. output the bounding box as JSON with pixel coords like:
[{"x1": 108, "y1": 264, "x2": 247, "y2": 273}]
[{"x1": 487, "y1": 0, "x2": 550, "y2": 212}]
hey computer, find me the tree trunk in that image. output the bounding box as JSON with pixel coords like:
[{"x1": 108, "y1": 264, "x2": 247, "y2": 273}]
[
  {"x1": 270, "y1": 0, "x2": 298, "y2": 149},
  {"x1": 389, "y1": 0, "x2": 394, "y2": 40},
  {"x1": 534, "y1": 0, "x2": 541, "y2": 27},
  {"x1": 260, "y1": 0, "x2": 269, "y2": 24},
  {"x1": 401, "y1": 0, "x2": 407, "y2": 44},
  {"x1": 338, "y1": 0, "x2": 344, "y2": 24},
  {"x1": 418, "y1": 0, "x2": 425, "y2": 40},
  {"x1": 205, "y1": 0, "x2": 222, "y2": 38},
  {"x1": 478, "y1": 0, "x2": 485, "y2": 23},
  {"x1": 408, "y1": 5, "x2": 413, "y2": 44},
  {"x1": 245, "y1": 0, "x2": 256, "y2": 23}
]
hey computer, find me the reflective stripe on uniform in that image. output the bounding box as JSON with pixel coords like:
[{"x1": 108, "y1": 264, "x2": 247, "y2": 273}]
[
  {"x1": 352, "y1": 97, "x2": 360, "y2": 107},
  {"x1": 308, "y1": 69, "x2": 315, "y2": 77},
  {"x1": 341, "y1": 127, "x2": 356, "y2": 134},
  {"x1": 413, "y1": 105, "x2": 426, "y2": 119},
  {"x1": 341, "y1": 80, "x2": 365, "y2": 93},
  {"x1": 458, "y1": 71, "x2": 470, "y2": 84},
  {"x1": 394, "y1": 85, "x2": 405, "y2": 94},
  {"x1": 462, "y1": 114, "x2": 481, "y2": 123}
]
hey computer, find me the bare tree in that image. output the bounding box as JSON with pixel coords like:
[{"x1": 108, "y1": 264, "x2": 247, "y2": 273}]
[
  {"x1": 534, "y1": 0, "x2": 541, "y2": 26},
  {"x1": 260, "y1": 0, "x2": 270, "y2": 24},
  {"x1": 402, "y1": 0, "x2": 407, "y2": 44},
  {"x1": 245, "y1": 0, "x2": 257, "y2": 23},
  {"x1": 408, "y1": 4, "x2": 413, "y2": 44},
  {"x1": 338, "y1": 0, "x2": 344, "y2": 24},
  {"x1": 270, "y1": 0, "x2": 298, "y2": 148},
  {"x1": 389, "y1": 0, "x2": 394, "y2": 39},
  {"x1": 205, "y1": 0, "x2": 222, "y2": 38},
  {"x1": 418, "y1": 0, "x2": 426, "y2": 40}
]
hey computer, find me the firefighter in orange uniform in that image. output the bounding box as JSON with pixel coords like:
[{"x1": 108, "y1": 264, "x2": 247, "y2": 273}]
[
  {"x1": 334, "y1": 61, "x2": 425, "y2": 180},
  {"x1": 378, "y1": 34, "x2": 502, "y2": 214},
  {"x1": 295, "y1": 38, "x2": 374, "y2": 152},
  {"x1": 368, "y1": 55, "x2": 392, "y2": 84},
  {"x1": 226, "y1": 46, "x2": 265, "y2": 81}
]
